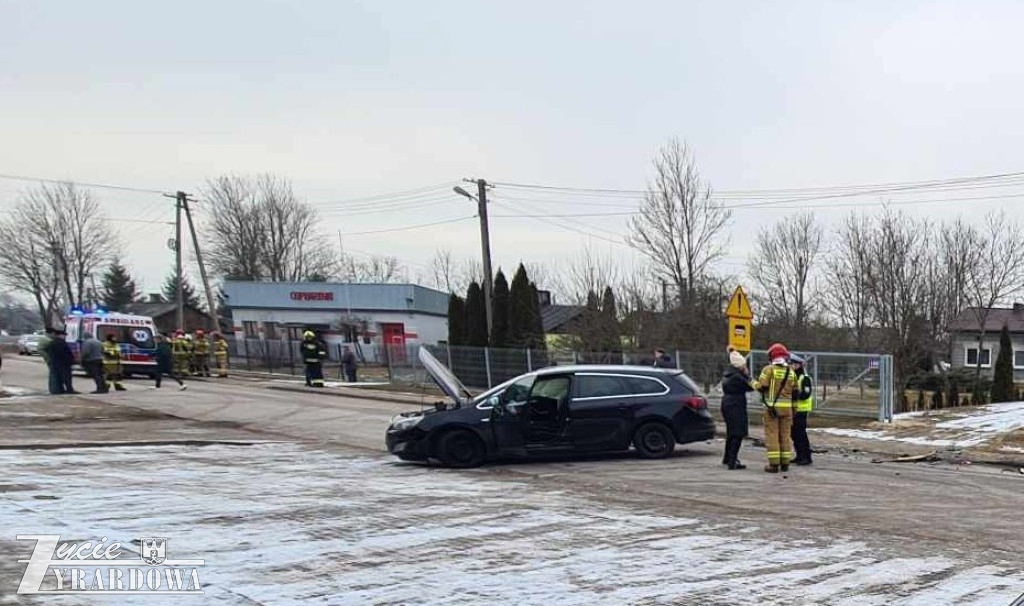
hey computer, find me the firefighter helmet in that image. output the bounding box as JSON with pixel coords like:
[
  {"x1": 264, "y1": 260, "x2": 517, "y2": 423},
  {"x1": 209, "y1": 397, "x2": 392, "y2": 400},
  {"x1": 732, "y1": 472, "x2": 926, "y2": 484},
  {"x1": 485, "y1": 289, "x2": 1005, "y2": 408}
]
[
  {"x1": 303, "y1": 330, "x2": 315, "y2": 340},
  {"x1": 767, "y1": 343, "x2": 789, "y2": 361}
]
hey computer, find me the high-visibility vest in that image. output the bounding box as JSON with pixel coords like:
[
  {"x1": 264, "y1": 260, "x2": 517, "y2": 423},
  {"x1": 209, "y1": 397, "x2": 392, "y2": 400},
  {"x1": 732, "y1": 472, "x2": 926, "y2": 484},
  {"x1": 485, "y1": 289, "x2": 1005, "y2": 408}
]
[
  {"x1": 794, "y1": 374, "x2": 814, "y2": 412},
  {"x1": 301, "y1": 341, "x2": 323, "y2": 364},
  {"x1": 194, "y1": 339, "x2": 210, "y2": 355},
  {"x1": 215, "y1": 340, "x2": 228, "y2": 354},
  {"x1": 755, "y1": 364, "x2": 796, "y2": 407}
]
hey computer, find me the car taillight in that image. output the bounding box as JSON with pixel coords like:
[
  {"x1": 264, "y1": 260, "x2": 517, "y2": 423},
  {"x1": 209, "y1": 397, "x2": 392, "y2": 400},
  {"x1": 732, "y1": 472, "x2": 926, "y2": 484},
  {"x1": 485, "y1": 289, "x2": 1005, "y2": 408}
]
[{"x1": 684, "y1": 396, "x2": 707, "y2": 410}]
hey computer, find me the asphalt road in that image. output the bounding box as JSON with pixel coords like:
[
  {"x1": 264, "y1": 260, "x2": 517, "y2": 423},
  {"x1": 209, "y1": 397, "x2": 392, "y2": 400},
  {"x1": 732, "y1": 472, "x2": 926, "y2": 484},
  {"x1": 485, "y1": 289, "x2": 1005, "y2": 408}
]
[{"x1": 2, "y1": 355, "x2": 1023, "y2": 604}]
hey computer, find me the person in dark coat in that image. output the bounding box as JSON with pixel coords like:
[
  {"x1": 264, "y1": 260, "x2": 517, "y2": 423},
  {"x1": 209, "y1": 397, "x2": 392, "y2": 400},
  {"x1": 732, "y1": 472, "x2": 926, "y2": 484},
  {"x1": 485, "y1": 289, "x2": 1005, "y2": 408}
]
[
  {"x1": 720, "y1": 346, "x2": 754, "y2": 470},
  {"x1": 45, "y1": 328, "x2": 77, "y2": 395},
  {"x1": 341, "y1": 346, "x2": 358, "y2": 383},
  {"x1": 154, "y1": 333, "x2": 186, "y2": 390},
  {"x1": 653, "y1": 348, "x2": 675, "y2": 369}
]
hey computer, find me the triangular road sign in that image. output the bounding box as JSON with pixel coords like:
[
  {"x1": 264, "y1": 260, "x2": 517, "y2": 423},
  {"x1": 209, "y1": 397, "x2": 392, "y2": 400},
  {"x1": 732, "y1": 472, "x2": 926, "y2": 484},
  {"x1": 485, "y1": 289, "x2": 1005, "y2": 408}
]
[{"x1": 726, "y1": 286, "x2": 754, "y2": 319}]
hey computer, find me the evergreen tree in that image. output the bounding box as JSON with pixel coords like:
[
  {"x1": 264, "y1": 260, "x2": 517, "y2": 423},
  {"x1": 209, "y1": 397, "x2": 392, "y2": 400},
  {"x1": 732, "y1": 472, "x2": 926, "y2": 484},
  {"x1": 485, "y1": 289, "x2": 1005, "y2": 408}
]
[
  {"x1": 528, "y1": 282, "x2": 545, "y2": 348},
  {"x1": 100, "y1": 260, "x2": 139, "y2": 311},
  {"x1": 600, "y1": 286, "x2": 619, "y2": 352},
  {"x1": 991, "y1": 325, "x2": 1015, "y2": 403},
  {"x1": 491, "y1": 269, "x2": 510, "y2": 348},
  {"x1": 580, "y1": 290, "x2": 602, "y2": 352},
  {"x1": 162, "y1": 270, "x2": 204, "y2": 311},
  {"x1": 447, "y1": 293, "x2": 466, "y2": 345},
  {"x1": 508, "y1": 264, "x2": 534, "y2": 347},
  {"x1": 464, "y1": 281, "x2": 489, "y2": 347}
]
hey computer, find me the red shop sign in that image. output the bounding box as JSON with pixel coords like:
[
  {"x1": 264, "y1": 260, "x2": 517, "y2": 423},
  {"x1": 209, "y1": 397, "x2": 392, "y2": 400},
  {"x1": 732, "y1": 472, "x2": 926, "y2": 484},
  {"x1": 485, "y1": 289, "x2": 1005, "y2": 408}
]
[{"x1": 290, "y1": 291, "x2": 335, "y2": 302}]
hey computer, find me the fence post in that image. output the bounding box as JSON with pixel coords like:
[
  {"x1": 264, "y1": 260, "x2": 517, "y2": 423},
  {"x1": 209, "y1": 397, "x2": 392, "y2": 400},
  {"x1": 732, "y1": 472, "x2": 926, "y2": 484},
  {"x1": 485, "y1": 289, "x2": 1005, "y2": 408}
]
[
  {"x1": 526, "y1": 348, "x2": 532, "y2": 372},
  {"x1": 484, "y1": 347, "x2": 493, "y2": 388},
  {"x1": 446, "y1": 342, "x2": 453, "y2": 369},
  {"x1": 287, "y1": 336, "x2": 295, "y2": 376},
  {"x1": 573, "y1": 351, "x2": 579, "y2": 365},
  {"x1": 812, "y1": 354, "x2": 819, "y2": 405},
  {"x1": 675, "y1": 350, "x2": 681, "y2": 370}
]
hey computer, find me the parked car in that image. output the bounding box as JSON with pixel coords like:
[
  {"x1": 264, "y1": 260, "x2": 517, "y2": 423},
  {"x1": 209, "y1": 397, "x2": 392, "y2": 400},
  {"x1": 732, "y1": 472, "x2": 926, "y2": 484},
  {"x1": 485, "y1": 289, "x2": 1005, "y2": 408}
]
[
  {"x1": 17, "y1": 331, "x2": 45, "y2": 355},
  {"x1": 385, "y1": 348, "x2": 716, "y2": 467}
]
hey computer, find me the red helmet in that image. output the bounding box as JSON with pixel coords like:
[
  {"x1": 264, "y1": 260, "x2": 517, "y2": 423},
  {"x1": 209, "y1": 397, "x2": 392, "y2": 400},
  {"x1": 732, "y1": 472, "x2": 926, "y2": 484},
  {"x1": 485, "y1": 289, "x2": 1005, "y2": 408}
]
[
  {"x1": 175, "y1": 329, "x2": 184, "y2": 336},
  {"x1": 196, "y1": 329, "x2": 205, "y2": 336},
  {"x1": 767, "y1": 343, "x2": 789, "y2": 361}
]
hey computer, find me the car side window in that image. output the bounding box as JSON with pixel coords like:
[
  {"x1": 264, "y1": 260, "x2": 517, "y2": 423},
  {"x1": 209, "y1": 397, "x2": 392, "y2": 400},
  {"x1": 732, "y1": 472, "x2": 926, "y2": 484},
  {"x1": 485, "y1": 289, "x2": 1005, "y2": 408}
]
[
  {"x1": 623, "y1": 376, "x2": 668, "y2": 395},
  {"x1": 575, "y1": 375, "x2": 631, "y2": 398},
  {"x1": 503, "y1": 376, "x2": 535, "y2": 406}
]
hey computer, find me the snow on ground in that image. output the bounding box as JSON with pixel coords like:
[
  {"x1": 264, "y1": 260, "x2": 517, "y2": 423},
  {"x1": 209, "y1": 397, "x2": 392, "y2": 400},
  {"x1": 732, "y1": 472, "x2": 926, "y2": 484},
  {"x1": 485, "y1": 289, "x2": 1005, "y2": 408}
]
[
  {"x1": 816, "y1": 402, "x2": 1024, "y2": 449},
  {"x1": 2, "y1": 444, "x2": 1022, "y2": 605}
]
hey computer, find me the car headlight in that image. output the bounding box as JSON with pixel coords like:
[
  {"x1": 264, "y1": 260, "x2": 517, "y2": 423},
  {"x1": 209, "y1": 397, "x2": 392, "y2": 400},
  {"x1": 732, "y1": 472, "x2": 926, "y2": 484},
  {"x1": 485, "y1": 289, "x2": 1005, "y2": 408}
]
[{"x1": 390, "y1": 415, "x2": 423, "y2": 432}]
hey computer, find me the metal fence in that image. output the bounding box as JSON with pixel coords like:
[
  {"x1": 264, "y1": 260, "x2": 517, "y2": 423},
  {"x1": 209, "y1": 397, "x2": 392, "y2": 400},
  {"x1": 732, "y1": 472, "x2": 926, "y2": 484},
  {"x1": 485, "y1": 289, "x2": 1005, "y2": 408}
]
[
  {"x1": 224, "y1": 336, "x2": 386, "y2": 380},
  {"x1": 386, "y1": 343, "x2": 897, "y2": 422}
]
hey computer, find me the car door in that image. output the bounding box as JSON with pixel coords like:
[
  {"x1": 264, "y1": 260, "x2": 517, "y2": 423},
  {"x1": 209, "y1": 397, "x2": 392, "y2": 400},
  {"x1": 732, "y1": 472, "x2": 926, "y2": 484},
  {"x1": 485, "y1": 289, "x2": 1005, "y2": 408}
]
[
  {"x1": 489, "y1": 375, "x2": 534, "y2": 456},
  {"x1": 523, "y1": 374, "x2": 573, "y2": 451},
  {"x1": 569, "y1": 374, "x2": 635, "y2": 450}
]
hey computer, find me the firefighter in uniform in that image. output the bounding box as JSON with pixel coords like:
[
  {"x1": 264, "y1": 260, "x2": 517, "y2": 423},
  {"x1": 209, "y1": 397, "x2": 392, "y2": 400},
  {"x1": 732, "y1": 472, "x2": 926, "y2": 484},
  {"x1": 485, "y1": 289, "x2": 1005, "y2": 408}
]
[
  {"x1": 185, "y1": 333, "x2": 196, "y2": 375},
  {"x1": 790, "y1": 354, "x2": 814, "y2": 465},
  {"x1": 172, "y1": 330, "x2": 190, "y2": 376},
  {"x1": 193, "y1": 329, "x2": 211, "y2": 377},
  {"x1": 102, "y1": 333, "x2": 127, "y2": 392},
  {"x1": 213, "y1": 332, "x2": 229, "y2": 378},
  {"x1": 753, "y1": 342, "x2": 797, "y2": 473},
  {"x1": 300, "y1": 330, "x2": 326, "y2": 387}
]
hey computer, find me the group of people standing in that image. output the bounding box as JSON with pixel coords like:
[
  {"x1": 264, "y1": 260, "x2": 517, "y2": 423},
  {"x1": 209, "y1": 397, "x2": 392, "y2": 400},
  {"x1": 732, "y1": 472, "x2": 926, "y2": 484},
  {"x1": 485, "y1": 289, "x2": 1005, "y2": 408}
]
[
  {"x1": 720, "y1": 342, "x2": 814, "y2": 472},
  {"x1": 39, "y1": 327, "x2": 230, "y2": 395},
  {"x1": 300, "y1": 330, "x2": 359, "y2": 388}
]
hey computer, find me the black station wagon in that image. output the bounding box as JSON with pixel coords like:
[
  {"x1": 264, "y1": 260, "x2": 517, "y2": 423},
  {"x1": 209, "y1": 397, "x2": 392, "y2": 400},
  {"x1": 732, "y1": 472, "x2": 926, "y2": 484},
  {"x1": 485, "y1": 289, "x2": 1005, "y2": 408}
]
[{"x1": 385, "y1": 348, "x2": 716, "y2": 467}]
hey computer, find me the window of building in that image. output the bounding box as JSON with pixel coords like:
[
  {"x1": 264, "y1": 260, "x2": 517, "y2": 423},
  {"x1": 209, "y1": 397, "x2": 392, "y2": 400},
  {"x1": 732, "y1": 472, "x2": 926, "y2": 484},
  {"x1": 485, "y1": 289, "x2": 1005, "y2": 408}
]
[
  {"x1": 263, "y1": 322, "x2": 279, "y2": 340},
  {"x1": 965, "y1": 347, "x2": 991, "y2": 368},
  {"x1": 243, "y1": 321, "x2": 259, "y2": 338},
  {"x1": 1014, "y1": 351, "x2": 1024, "y2": 369}
]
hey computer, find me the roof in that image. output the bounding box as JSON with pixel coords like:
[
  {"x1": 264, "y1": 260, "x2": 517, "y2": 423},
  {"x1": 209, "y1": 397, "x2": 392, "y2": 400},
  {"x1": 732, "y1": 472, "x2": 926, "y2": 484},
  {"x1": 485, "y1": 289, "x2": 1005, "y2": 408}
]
[
  {"x1": 541, "y1": 304, "x2": 584, "y2": 333},
  {"x1": 121, "y1": 302, "x2": 203, "y2": 318},
  {"x1": 222, "y1": 281, "x2": 448, "y2": 316},
  {"x1": 532, "y1": 365, "x2": 682, "y2": 376},
  {"x1": 950, "y1": 306, "x2": 1024, "y2": 333}
]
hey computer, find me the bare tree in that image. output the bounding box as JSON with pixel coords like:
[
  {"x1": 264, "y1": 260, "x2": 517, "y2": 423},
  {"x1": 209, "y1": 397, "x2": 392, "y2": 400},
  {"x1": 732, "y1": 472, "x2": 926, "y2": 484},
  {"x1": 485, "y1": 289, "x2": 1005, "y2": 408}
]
[
  {"x1": 747, "y1": 211, "x2": 823, "y2": 332},
  {"x1": 626, "y1": 138, "x2": 732, "y2": 301},
  {"x1": 0, "y1": 182, "x2": 115, "y2": 322},
  {"x1": 428, "y1": 249, "x2": 483, "y2": 294},
  {"x1": 863, "y1": 208, "x2": 935, "y2": 385},
  {"x1": 340, "y1": 254, "x2": 403, "y2": 283},
  {"x1": 552, "y1": 245, "x2": 621, "y2": 305},
  {"x1": 203, "y1": 174, "x2": 338, "y2": 281},
  {"x1": 823, "y1": 213, "x2": 874, "y2": 351},
  {"x1": 934, "y1": 218, "x2": 984, "y2": 361},
  {"x1": 961, "y1": 210, "x2": 1024, "y2": 383}
]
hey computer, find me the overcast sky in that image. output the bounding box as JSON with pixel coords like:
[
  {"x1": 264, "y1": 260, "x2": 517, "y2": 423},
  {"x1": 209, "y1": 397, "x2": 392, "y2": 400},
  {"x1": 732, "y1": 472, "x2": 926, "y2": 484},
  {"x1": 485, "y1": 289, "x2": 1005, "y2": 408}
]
[{"x1": 3, "y1": 0, "x2": 1024, "y2": 298}]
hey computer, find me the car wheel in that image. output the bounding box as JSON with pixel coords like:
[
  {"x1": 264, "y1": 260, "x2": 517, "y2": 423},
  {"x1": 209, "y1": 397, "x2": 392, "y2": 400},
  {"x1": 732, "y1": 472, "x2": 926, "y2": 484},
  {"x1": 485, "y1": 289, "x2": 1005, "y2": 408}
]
[
  {"x1": 633, "y1": 422, "x2": 676, "y2": 459},
  {"x1": 435, "y1": 430, "x2": 486, "y2": 468}
]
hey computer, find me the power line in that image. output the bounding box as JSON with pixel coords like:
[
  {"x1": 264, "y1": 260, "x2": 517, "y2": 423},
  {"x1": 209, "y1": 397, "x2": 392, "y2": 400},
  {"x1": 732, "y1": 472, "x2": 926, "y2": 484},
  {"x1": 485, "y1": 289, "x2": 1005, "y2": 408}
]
[
  {"x1": 309, "y1": 181, "x2": 458, "y2": 208},
  {"x1": 341, "y1": 215, "x2": 476, "y2": 236},
  {"x1": 0, "y1": 172, "x2": 168, "y2": 195},
  {"x1": 492, "y1": 170, "x2": 1024, "y2": 198}
]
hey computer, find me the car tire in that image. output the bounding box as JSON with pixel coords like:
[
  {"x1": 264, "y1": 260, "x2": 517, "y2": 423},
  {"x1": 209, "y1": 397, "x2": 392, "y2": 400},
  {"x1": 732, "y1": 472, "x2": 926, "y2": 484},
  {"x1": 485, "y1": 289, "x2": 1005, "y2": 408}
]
[
  {"x1": 633, "y1": 422, "x2": 676, "y2": 459},
  {"x1": 435, "y1": 429, "x2": 486, "y2": 468}
]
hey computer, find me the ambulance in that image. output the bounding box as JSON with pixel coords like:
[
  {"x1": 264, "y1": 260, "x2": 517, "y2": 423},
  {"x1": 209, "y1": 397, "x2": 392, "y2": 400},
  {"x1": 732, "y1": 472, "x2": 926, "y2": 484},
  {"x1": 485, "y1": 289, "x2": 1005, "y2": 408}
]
[{"x1": 64, "y1": 308, "x2": 159, "y2": 377}]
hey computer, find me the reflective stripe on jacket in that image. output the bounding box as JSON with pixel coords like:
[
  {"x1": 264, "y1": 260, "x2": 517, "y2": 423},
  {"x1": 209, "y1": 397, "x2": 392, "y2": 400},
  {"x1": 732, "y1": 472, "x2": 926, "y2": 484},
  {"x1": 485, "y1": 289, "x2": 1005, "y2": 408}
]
[
  {"x1": 754, "y1": 364, "x2": 796, "y2": 407},
  {"x1": 794, "y1": 373, "x2": 814, "y2": 412}
]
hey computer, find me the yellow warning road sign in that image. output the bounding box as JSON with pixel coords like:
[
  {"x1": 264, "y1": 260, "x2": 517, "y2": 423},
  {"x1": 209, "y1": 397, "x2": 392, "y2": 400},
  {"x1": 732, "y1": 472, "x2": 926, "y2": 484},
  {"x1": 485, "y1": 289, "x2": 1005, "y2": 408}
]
[
  {"x1": 729, "y1": 318, "x2": 752, "y2": 352},
  {"x1": 725, "y1": 286, "x2": 753, "y2": 319}
]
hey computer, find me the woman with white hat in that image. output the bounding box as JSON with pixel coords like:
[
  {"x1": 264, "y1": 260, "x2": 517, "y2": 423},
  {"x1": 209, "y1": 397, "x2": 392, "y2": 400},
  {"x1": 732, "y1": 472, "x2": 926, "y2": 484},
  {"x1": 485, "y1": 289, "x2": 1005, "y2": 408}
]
[{"x1": 720, "y1": 346, "x2": 754, "y2": 470}]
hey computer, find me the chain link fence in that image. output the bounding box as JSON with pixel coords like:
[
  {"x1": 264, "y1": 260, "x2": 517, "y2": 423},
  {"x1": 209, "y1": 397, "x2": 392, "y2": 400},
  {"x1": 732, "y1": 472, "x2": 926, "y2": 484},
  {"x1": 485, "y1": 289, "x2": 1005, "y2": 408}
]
[
  {"x1": 386, "y1": 343, "x2": 896, "y2": 421},
  {"x1": 224, "y1": 336, "x2": 390, "y2": 382}
]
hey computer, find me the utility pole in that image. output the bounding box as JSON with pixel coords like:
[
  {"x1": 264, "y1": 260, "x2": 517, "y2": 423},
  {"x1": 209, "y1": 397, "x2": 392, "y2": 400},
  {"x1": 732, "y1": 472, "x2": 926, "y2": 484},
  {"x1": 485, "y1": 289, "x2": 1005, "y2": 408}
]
[
  {"x1": 165, "y1": 190, "x2": 219, "y2": 332},
  {"x1": 181, "y1": 194, "x2": 220, "y2": 331},
  {"x1": 454, "y1": 179, "x2": 494, "y2": 336},
  {"x1": 173, "y1": 192, "x2": 184, "y2": 330}
]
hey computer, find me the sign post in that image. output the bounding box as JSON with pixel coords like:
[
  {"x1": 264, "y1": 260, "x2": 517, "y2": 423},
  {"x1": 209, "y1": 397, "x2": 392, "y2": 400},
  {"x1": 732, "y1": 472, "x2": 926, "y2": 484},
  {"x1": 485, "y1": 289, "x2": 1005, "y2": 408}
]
[{"x1": 726, "y1": 286, "x2": 754, "y2": 352}]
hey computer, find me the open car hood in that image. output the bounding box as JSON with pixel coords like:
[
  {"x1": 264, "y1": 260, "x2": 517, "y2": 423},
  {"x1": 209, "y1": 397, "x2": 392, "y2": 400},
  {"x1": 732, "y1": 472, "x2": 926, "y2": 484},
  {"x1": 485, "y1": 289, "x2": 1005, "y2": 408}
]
[{"x1": 418, "y1": 347, "x2": 473, "y2": 407}]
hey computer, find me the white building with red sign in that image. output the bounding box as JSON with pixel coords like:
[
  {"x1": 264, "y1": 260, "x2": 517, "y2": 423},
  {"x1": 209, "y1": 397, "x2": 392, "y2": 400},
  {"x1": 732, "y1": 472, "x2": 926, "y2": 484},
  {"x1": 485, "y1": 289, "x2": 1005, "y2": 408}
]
[{"x1": 221, "y1": 281, "x2": 449, "y2": 361}]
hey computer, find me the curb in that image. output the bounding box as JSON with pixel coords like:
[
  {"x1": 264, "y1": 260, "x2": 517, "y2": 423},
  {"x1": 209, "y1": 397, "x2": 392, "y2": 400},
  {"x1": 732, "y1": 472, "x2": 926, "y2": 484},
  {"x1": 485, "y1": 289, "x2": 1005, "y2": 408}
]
[{"x1": 264, "y1": 383, "x2": 437, "y2": 407}]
